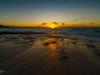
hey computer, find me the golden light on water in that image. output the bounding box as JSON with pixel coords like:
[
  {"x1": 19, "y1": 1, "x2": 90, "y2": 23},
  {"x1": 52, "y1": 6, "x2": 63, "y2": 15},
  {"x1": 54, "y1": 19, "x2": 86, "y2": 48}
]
[
  {"x1": 47, "y1": 38, "x2": 59, "y2": 64},
  {"x1": 48, "y1": 43, "x2": 57, "y2": 50}
]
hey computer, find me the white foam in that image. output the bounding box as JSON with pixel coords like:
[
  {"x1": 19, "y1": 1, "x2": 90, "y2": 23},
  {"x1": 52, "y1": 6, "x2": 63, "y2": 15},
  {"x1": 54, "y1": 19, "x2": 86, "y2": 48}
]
[{"x1": 0, "y1": 69, "x2": 5, "y2": 74}]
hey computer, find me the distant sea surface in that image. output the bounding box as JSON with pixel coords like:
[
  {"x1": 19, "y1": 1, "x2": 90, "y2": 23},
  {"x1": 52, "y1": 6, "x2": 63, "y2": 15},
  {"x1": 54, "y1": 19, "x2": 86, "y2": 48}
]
[{"x1": 0, "y1": 28, "x2": 100, "y2": 39}]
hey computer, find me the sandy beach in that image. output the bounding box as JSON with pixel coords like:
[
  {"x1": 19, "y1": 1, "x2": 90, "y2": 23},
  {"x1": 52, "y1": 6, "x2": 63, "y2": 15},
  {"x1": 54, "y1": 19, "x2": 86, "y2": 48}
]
[{"x1": 0, "y1": 31, "x2": 100, "y2": 75}]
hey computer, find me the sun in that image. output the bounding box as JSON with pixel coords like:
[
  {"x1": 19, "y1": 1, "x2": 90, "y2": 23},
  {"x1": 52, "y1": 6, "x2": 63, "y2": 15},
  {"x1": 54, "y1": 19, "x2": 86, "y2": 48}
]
[
  {"x1": 47, "y1": 23, "x2": 58, "y2": 29},
  {"x1": 41, "y1": 22, "x2": 61, "y2": 29},
  {"x1": 49, "y1": 25, "x2": 56, "y2": 29}
]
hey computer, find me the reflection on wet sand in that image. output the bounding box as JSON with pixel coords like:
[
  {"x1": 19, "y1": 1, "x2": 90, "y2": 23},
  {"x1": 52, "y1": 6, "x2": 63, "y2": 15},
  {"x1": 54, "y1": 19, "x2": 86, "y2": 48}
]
[
  {"x1": 47, "y1": 41, "x2": 59, "y2": 64},
  {"x1": 43, "y1": 38, "x2": 70, "y2": 64}
]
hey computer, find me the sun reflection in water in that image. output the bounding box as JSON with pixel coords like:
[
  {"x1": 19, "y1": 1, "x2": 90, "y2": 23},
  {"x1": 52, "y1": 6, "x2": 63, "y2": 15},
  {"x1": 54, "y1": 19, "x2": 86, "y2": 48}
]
[
  {"x1": 48, "y1": 43, "x2": 57, "y2": 50},
  {"x1": 33, "y1": 36, "x2": 71, "y2": 64},
  {"x1": 47, "y1": 38, "x2": 60, "y2": 64}
]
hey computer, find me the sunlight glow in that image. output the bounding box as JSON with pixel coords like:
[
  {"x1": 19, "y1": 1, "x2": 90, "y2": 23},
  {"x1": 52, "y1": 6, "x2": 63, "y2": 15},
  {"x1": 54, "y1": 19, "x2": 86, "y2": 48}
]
[{"x1": 48, "y1": 23, "x2": 57, "y2": 29}]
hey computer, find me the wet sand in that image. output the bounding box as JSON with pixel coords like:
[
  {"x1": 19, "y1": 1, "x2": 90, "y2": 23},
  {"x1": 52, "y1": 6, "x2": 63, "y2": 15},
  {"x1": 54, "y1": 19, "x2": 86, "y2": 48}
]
[{"x1": 0, "y1": 34, "x2": 100, "y2": 75}]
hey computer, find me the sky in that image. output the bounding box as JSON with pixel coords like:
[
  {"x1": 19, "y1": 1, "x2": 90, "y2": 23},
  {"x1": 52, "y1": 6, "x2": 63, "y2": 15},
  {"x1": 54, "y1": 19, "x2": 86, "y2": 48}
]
[{"x1": 0, "y1": 0, "x2": 100, "y2": 27}]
